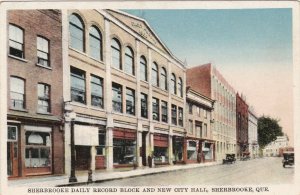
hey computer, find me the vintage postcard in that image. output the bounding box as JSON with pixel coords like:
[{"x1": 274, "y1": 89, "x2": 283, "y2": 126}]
[{"x1": 0, "y1": 1, "x2": 299, "y2": 195}]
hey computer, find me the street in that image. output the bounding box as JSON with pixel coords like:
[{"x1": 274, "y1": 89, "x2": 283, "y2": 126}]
[{"x1": 91, "y1": 157, "x2": 293, "y2": 186}]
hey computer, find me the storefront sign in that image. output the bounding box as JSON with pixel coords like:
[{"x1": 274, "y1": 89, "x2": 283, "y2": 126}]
[{"x1": 74, "y1": 125, "x2": 98, "y2": 146}]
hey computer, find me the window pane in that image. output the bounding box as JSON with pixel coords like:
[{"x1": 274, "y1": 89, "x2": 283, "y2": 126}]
[
  {"x1": 160, "y1": 68, "x2": 167, "y2": 90},
  {"x1": 140, "y1": 57, "x2": 147, "y2": 81},
  {"x1": 152, "y1": 63, "x2": 158, "y2": 86},
  {"x1": 152, "y1": 98, "x2": 159, "y2": 121},
  {"x1": 89, "y1": 26, "x2": 102, "y2": 60},
  {"x1": 9, "y1": 25, "x2": 23, "y2": 43},
  {"x1": 141, "y1": 93, "x2": 148, "y2": 118},
  {"x1": 71, "y1": 67, "x2": 86, "y2": 104},
  {"x1": 124, "y1": 47, "x2": 134, "y2": 75},
  {"x1": 69, "y1": 14, "x2": 84, "y2": 52},
  {"x1": 112, "y1": 83, "x2": 122, "y2": 113},
  {"x1": 126, "y1": 88, "x2": 135, "y2": 115}
]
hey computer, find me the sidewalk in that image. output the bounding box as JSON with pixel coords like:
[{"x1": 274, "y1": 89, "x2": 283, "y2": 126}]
[{"x1": 8, "y1": 161, "x2": 221, "y2": 187}]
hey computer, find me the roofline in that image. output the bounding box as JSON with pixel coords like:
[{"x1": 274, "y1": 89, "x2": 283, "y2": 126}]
[{"x1": 186, "y1": 87, "x2": 215, "y2": 103}]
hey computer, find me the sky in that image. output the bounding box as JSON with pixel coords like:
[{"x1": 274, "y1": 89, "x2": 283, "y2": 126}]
[{"x1": 125, "y1": 9, "x2": 293, "y2": 145}]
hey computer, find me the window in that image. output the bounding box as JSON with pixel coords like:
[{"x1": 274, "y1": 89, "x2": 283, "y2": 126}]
[
  {"x1": 111, "y1": 38, "x2": 121, "y2": 70},
  {"x1": 171, "y1": 73, "x2": 176, "y2": 94},
  {"x1": 141, "y1": 93, "x2": 148, "y2": 118},
  {"x1": 161, "y1": 101, "x2": 168, "y2": 123},
  {"x1": 178, "y1": 107, "x2": 183, "y2": 127},
  {"x1": 91, "y1": 75, "x2": 103, "y2": 108},
  {"x1": 37, "y1": 83, "x2": 50, "y2": 113},
  {"x1": 96, "y1": 130, "x2": 106, "y2": 155},
  {"x1": 196, "y1": 122, "x2": 202, "y2": 137},
  {"x1": 70, "y1": 67, "x2": 86, "y2": 104},
  {"x1": 160, "y1": 67, "x2": 167, "y2": 90},
  {"x1": 152, "y1": 62, "x2": 158, "y2": 87},
  {"x1": 126, "y1": 88, "x2": 135, "y2": 115},
  {"x1": 89, "y1": 26, "x2": 102, "y2": 60},
  {"x1": 171, "y1": 104, "x2": 177, "y2": 125},
  {"x1": 25, "y1": 131, "x2": 51, "y2": 168},
  {"x1": 8, "y1": 126, "x2": 18, "y2": 141},
  {"x1": 69, "y1": 14, "x2": 84, "y2": 52},
  {"x1": 152, "y1": 97, "x2": 159, "y2": 121},
  {"x1": 204, "y1": 124, "x2": 207, "y2": 137},
  {"x1": 189, "y1": 120, "x2": 193, "y2": 133},
  {"x1": 178, "y1": 77, "x2": 183, "y2": 97},
  {"x1": 196, "y1": 106, "x2": 200, "y2": 117},
  {"x1": 10, "y1": 77, "x2": 25, "y2": 109},
  {"x1": 189, "y1": 103, "x2": 193, "y2": 114},
  {"x1": 9, "y1": 24, "x2": 24, "y2": 58},
  {"x1": 124, "y1": 46, "x2": 134, "y2": 75},
  {"x1": 140, "y1": 56, "x2": 147, "y2": 81},
  {"x1": 112, "y1": 83, "x2": 122, "y2": 113},
  {"x1": 36, "y1": 36, "x2": 50, "y2": 67}
]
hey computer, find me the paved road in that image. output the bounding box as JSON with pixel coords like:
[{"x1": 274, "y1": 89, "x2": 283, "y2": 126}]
[{"x1": 91, "y1": 157, "x2": 293, "y2": 186}]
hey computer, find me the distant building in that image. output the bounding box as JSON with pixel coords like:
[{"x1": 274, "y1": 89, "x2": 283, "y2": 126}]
[
  {"x1": 248, "y1": 107, "x2": 259, "y2": 158},
  {"x1": 263, "y1": 136, "x2": 289, "y2": 157}
]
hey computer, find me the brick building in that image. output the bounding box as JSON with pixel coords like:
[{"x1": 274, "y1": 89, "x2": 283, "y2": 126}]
[
  {"x1": 187, "y1": 63, "x2": 236, "y2": 161},
  {"x1": 7, "y1": 10, "x2": 64, "y2": 177},
  {"x1": 62, "y1": 9, "x2": 186, "y2": 173},
  {"x1": 236, "y1": 93, "x2": 249, "y2": 158}
]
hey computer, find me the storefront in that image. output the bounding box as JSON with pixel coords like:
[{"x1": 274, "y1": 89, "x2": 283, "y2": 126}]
[
  {"x1": 153, "y1": 133, "x2": 169, "y2": 165},
  {"x1": 185, "y1": 139, "x2": 199, "y2": 163},
  {"x1": 201, "y1": 141, "x2": 215, "y2": 162},
  {"x1": 173, "y1": 136, "x2": 184, "y2": 163},
  {"x1": 113, "y1": 128, "x2": 136, "y2": 167}
]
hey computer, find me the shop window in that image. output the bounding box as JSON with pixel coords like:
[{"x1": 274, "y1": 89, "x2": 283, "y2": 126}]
[
  {"x1": 124, "y1": 46, "x2": 134, "y2": 75},
  {"x1": 25, "y1": 131, "x2": 51, "y2": 168},
  {"x1": 111, "y1": 38, "x2": 121, "y2": 70},
  {"x1": 178, "y1": 107, "x2": 183, "y2": 127},
  {"x1": 9, "y1": 24, "x2": 24, "y2": 58},
  {"x1": 161, "y1": 101, "x2": 168, "y2": 123},
  {"x1": 37, "y1": 83, "x2": 51, "y2": 113},
  {"x1": 96, "y1": 130, "x2": 106, "y2": 155},
  {"x1": 187, "y1": 140, "x2": 197, "y2": 160},
  {"x1": 69, "y1": 14, "x2": 85, "y2": 52},
  {"x1": 141, "y1": 93, "x2": 148, "y2": 118},
  {"x1": 37, "y1": 36, "x2": 50, "y2": 67},
  {"x1": 151, "y1": 62, "x2": 158, "y2": 87},
  {"x1": 113, "y1": 139, "x2": 136, "y2": 165},
  {"x1": 70, "y1": 67, "x2": 86, "y2": 104},
  {"x1": 178, "y1": 77, "x2": 183, "y2": 97},
  {"x1": 171, "y1": 104, "x2": 177, "y2": 125},
  {"x1": 160, "y1": 67, "x2": 167, "y2": 90},
  {"x1": 91, "y1": 75, "x2": 103, "y2": 108},
  {"x1": 10, "y1": 76, "x2": 25, "y2": 110},
  {"x1": 173, "y1": 137, "x2": 183, "y2": 162},
  {"x1": 89, "y1": 26, "x2": 102, "y2": 61},
  {"x1": 171, "y1": 73, "x2": 176, "y2": 95},
  {"x1": 140, "y1": 56, "x2": 147, "y2": 81},
  {"x1": 112, "y1": 82, "x2": 122, "y2": 113},
  {"x1": 126, "y1": 88, "x2": 135, "y2": 115},
  {"x1": 154, "y1": 147, "x2": 168, "y2": 164},
  {"x1": 152, "y1": 97, "x2": 159, "y2": 121}
]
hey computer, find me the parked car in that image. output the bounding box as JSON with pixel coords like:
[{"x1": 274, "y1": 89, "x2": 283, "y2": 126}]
[
  {"x1": 223, "y1": 154, "x2": 236, "y2": 164},
  {"x1": 282, "y1": 151, "x2": 294, "y2": 168}
]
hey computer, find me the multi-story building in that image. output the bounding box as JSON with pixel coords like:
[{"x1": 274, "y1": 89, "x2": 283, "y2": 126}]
[
  {"x1": 187, "y1": 63, "x2": 236, "y2": 161},
  {"x1": 236, "y1": 93, "x2": 249, "y2": 158},
  {"x1": 185, "y1": 87, "x2": 215, "y2": 164},
  {"x1": 263, "y1": 136, "x2": 289, "y2": 157},
  {"x1": 63, "y1": 9, "x2": 186, "y2": 172},
  {"x1": 7, "y1": 10, "x2": 64, "y2": 177},
  {"x1": 248, "y1": 106, "x2": 258, "y2": 158}
]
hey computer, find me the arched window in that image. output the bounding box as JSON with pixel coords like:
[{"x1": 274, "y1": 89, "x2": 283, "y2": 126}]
[
  {"x1": 151, "y1": 62, "x2": 158, "y2": 87},
  {"x1": 89, "y1": 26, "x2": 102, "y2": 60},
  {"x1": 124, "y1": 46, "x2": 134, "y2": 75},
  {"x1": 171, "y1": 73, "x2": 176, "y2": 95},
  {"x1": 111, "y1": 38, "x2": 121, "y2": 70},
  {"x1": 69, "y1": 14, "x2": 85, "y2": 52},
  {"x1": 10, "y1": 76, "x2": 25, "y2": 109},
  {"x1": 140, "y1": 56, "x2": 147, "y2": 81},
  {"x1": 178, "y1": 77, "x2": 183, "y2": 97},
  {"x1": 160, "y1": 67, "x2": 167, "y2": 90},
  {"x1": 9, "y1": 24, "x2": 24, "y2": 58}
]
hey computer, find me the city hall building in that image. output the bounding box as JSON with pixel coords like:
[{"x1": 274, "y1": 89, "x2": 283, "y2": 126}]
[{"x1": 62, "y1": 9, "x2": 186, "y2": 172}]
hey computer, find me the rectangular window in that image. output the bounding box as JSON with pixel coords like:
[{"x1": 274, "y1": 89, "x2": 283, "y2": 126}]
[
  {"x1": 37, "y1": 36, "x2": 50, "y2": 67},
  {"x1": 96, "y1": 130, "x2": 106, "y2": 155},
  {"x1": 141, "y1": 93, "x2": 148, "y2": 118},
  {"x1": 195, "y1": 122, "x2": 202, "y2": 138},
  {"x1": 9, "y1": 24, "x2": 24, "y2": 58},
  {"x1": 37, "y1": 83, "x2": 50, "y2": 113},
  {"x1": 204, "y1": 123, "x2": 207, "y2": 137},
  {"x1": 171, "y1": 104, "x2": 177, "y2": 125},
  {"x1": 189, "y1": 120, "x2": 193, "y2": 134},
  {"x1": 91, "y1": 75, "x2": 103, "y2": 108},
  {"x1": 126, "y1": 88, "x2": 135, "y2": 115},
  {"x1": 8, "y1": 126, "x2": 18, "y2": 141},
  {"x1": 112, "y1": 83, "x2": 122, "y2": 113},
  {"x1": 178, "y1": 107, "x2": 183, "y2": 127},
  {"x1": 196, "y1": 106, "x2": 200, "y2": 117},
  {"x1": 70, "y1": 67, "x2": 86, "y2": 104},
  {"x1": 10, "y1": 77, "x2": 25, "y2": 110},
  {"x1": 161, "y1": 101, "x2": 168, "y2": 123},
  {"x1": 152, "y1": 97, "x2": 159, "y2": 121},
  {"x1": 189, "y1": 103, "x2": 193, "y2": 114}
]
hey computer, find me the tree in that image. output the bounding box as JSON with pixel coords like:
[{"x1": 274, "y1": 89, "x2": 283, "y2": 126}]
[{"x1": 258, "y1": 116, "x2": 284, "y2": 148}]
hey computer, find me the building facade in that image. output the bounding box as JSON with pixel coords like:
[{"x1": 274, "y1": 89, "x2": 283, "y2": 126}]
[
  {"x1": 187, "y1": 63, "x2": 236, "y2": 161},
  {"x1": 248, "y1": 107, "x2": 258, "y2": 158},
  {"x1": 63, "y1": 9, "x2": 186, "y2": 173},
  {"x1": 263, "y1": 136, "x2": 289, "y2": 157},
  {"x1": 236, "y1": 93, "x2": 249, "y2": 158},
  {"x1": 185, "y1": 87, "x2": 215, "y2": 164},
  {"x1": 7, "y1": 10, "x2": 64, "y2": 177}
]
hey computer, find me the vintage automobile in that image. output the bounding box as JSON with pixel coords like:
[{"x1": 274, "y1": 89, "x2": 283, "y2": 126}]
[
  {"x1": 282, "y1": 151, "x2": 294, "y2": 168},
  {"x1": 240, "y1": 152, "x2": 251, "y2": 161},
  {"x1": 223, "y1": 154, "x2": 236, "y2": 164}
]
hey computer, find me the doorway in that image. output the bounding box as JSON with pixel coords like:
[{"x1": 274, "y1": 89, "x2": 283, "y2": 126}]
[{"x1": 75, "y1": 146, "x2": 91, "y2": 170}]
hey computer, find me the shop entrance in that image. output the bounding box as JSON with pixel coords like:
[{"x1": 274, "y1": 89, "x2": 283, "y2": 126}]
[
  {"x1": 141, "y1": 132, "x2": 147, "y2": 166},
  {"x1": 75, "y1": 146, "x2": 91, "y2": 170},
  {"x1": 7, "y1": 125, "x2": 19, "y2": 177}
]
